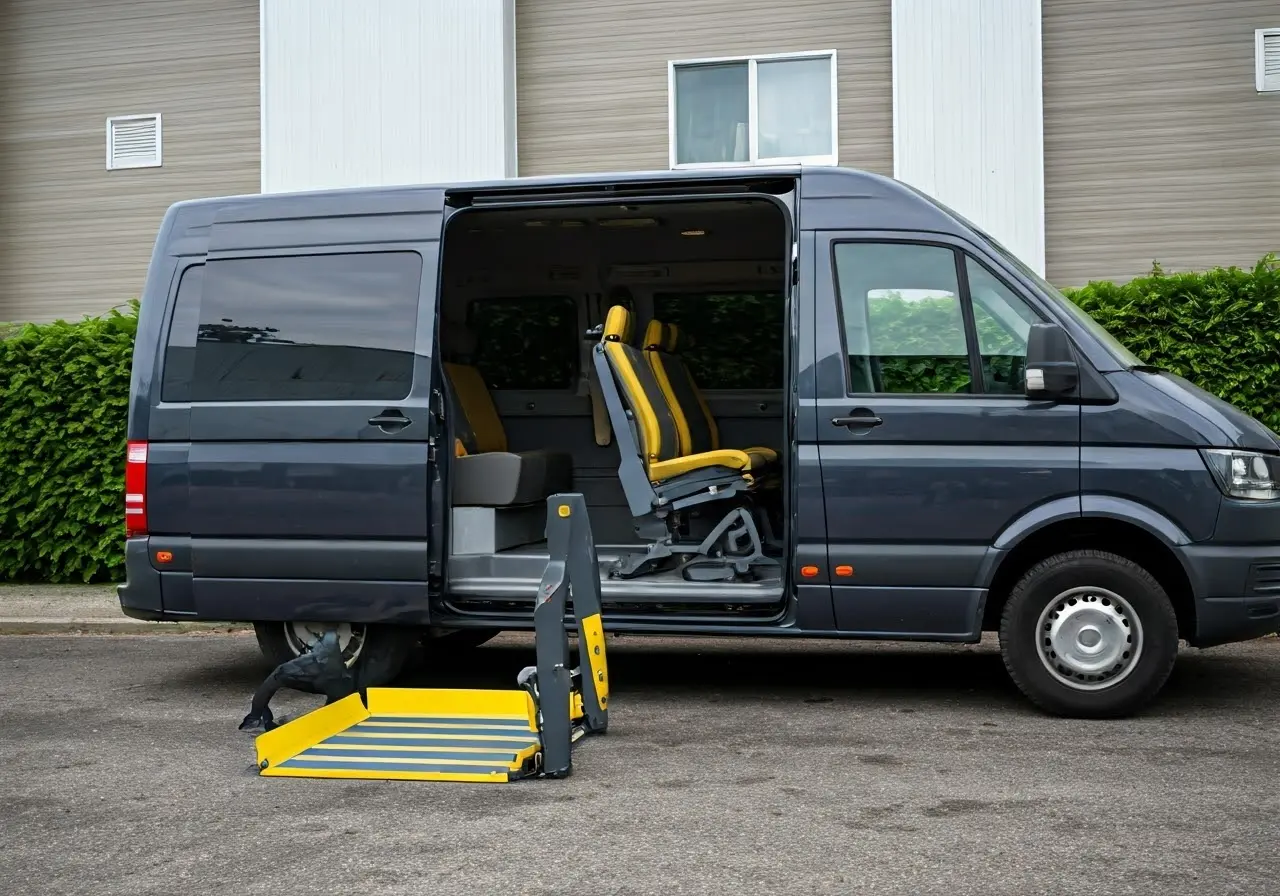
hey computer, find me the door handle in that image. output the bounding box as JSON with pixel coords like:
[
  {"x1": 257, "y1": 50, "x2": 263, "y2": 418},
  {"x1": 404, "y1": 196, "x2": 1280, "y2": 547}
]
[
  {"x1": 831, "y1": 410, "x2": 883, "y2": 429},
  {"x1": 368, "y1": 409, "x2": 411, "y2": 432}
]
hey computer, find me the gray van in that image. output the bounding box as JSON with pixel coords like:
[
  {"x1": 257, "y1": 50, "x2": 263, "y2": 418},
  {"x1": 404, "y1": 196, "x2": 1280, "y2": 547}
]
[{"x1": 118, "y1": 166, "x2": 1280, "y2": 718}]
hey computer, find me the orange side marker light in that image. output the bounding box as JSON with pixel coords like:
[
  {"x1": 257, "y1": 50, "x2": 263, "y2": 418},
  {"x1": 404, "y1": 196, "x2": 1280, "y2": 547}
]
[
  {"x1": 155, "y1": 550, "x2": 173, "y2": 564},
  {"x1": 800, "y1": 565, "x2": 819, "y2": 578},
  {"x1": 835, "y1": 565, "x2": 854, "y2": 578}
]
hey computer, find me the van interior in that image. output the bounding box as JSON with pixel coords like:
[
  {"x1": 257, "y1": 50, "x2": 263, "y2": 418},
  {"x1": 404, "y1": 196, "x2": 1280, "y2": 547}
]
[{"x1": 437, "y1": 196, "x2": 791, "y2": 618}]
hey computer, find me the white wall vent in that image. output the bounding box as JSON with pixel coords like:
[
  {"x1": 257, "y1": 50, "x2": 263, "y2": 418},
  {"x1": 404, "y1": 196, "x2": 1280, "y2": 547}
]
[
  {"x1": 106, "y1": 114, "x2": 162, "y2": 169},
  {"x1": 1256, "y1": 29, "x2": 1280, "y2": 92}
]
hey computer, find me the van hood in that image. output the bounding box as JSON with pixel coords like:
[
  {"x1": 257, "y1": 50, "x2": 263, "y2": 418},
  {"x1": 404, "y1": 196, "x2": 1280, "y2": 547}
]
[{"x1": 1137, "y1": 370, "x2": 1280, "y2": 452}]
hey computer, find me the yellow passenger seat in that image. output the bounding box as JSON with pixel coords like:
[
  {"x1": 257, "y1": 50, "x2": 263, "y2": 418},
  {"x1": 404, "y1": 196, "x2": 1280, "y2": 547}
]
[
  {"x1": 641, "y1": 319, "x2": 779, "y2": 464},
  {"x1": 599, "y1": 307, "x2": 771, "y2": 483},
  {"x1": 593, "y1": 302, "x2": 777, "y2": 581}
]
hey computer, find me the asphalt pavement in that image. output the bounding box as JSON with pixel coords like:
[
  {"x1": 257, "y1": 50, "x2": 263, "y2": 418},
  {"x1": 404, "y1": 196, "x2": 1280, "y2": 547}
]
[{"x1": 2, "y1": 631, "x2": 1278, "y2": 896}]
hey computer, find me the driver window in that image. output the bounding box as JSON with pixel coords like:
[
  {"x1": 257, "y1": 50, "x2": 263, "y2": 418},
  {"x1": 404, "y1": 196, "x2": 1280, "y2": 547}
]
[
  {"x1": 964, "y1": 256, "x2": 1042, "y2": 393},
  {"x1": 833, "y1": 241, "x2": 973, "y2": 394}
]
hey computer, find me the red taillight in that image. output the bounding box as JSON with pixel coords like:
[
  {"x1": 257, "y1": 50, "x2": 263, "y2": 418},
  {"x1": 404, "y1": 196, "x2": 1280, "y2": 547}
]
[{"x1": 125, "y1": 440, "x2": 148, "y2": 537}]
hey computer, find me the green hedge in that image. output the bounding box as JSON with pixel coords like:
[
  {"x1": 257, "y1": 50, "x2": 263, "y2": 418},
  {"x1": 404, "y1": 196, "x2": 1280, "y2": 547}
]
[
  {"x1": 1067, "y1": 257, "x2": 1280, "y2": 430},
  {"x1": 2, "y1": 257, "x2": 1278, "y2": 584},
  {"x1": 0, "y1": 304, "x2": 138, "y2": 583}
]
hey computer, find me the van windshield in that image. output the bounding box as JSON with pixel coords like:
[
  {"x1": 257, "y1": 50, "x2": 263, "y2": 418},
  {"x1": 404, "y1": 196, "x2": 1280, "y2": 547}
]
[
  {"x1": 982, "y1": 237, "x2": 1146, "y2": 370},
  {"x1": 903, "y1": 182, "x2": 1146, "y2": 369}
]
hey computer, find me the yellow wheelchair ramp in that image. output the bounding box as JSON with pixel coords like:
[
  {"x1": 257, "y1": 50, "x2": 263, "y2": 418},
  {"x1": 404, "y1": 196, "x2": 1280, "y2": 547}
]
[{"x1": 255, "y1": 688, "x2": 543, "y2": 783}]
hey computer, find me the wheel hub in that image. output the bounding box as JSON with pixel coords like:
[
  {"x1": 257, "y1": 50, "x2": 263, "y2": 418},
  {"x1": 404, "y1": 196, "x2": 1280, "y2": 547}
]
[
  {"x1": 1036, "y1": 586, "x2": 1143, "y2": 691},
  {"x1": 284, "y1": 621, "x2": 366, "y2": 667}
]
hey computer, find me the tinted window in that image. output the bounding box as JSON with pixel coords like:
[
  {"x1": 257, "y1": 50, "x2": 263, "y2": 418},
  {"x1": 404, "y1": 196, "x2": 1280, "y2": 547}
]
[
  {"x1": 466, "y1": 295, "x2": 578, "y2": 390},
  {"x1": 188, "y1": 252, "x2": 422, "y2": 402},
  {"x1": 966, "y1": 256, "x2": 1042, "y2": 393},
  {"x1": 652, "y1": 291, "x2": 784, "y2": 389},
  {"x1": 833, "y1": 242, "x2": 973, "y2": 394},
  {"x1": 161, "y1": 264, "x2": 205, "y2": 403}
]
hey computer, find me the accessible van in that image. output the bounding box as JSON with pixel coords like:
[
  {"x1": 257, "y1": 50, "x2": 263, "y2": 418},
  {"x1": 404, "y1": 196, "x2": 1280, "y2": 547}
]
[{"x1": 118, "y1": 166, "x2": 1280, "y2": 718}]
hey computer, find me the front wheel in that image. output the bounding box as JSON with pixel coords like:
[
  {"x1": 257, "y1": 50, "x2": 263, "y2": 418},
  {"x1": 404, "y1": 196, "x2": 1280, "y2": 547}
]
[
  {"x1": 998, "y1": 549, "x2": 1180, "y2": 718},
  {"x1": 253, "y1": 621, "x2": 418, "y2": 694}
]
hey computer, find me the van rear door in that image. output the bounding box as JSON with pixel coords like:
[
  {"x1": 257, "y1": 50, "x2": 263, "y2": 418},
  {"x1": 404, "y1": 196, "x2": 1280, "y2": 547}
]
[{"x1": 147, "y1": 188, "x2": 447, "y2": 623}]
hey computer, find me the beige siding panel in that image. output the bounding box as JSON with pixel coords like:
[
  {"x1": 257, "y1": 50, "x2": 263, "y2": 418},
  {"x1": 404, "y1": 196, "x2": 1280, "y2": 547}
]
[
  {"x1": 0, "y1": 0, "x2": 259, "y2": 324},
  {"x1": 1043, "y1": 0, "x2": 1280, "y2": 287},
  {"x1": 515, "y1": 0, "x2": 892, "y2": 177}
]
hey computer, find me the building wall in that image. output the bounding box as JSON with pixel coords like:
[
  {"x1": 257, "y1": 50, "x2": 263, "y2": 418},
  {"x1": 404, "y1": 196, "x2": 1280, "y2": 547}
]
[
  {"x1": 892, "y1": 0, "x2": 1046, "y2": 275},
  {"x1": 0, "y1": 0, "x2": 260, "y2": 324},
  {"x1": 514, "y1": 0, "x2": 893, "y2": 177},
  {"x1": 261, "y1": 0, "x2": 516, "y2": 193},
  {"x1": 1043, "y1": 0, "x2": 1280, "y2": 286}
]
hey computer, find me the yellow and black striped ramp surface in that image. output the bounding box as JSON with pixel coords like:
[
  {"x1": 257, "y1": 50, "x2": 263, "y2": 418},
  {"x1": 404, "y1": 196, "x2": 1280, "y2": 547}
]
[{"x1": 253, "y1": 687, "x2": 543, "y2": 783}]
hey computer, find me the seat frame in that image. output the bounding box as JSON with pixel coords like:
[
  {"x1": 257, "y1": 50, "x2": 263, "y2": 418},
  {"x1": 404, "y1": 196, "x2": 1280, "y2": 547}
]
[{"x1": 589, "y1": 329, "x2": 778, "y2": 582}]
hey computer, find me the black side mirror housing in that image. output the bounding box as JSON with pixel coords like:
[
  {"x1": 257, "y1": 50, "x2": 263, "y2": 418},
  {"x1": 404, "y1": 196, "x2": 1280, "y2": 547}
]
[{"x1": 1025, "y1": 322, "x2": 1079, "y2": 399}]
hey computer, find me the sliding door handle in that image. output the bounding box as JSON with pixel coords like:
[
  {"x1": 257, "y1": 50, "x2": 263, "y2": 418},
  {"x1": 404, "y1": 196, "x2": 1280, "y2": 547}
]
[
  {"x1": 831, "y1": 411, "x2": 883, "y2": 429},
  {"x1": 368, "y1": 409, "x2": 411, "y2": 432}
]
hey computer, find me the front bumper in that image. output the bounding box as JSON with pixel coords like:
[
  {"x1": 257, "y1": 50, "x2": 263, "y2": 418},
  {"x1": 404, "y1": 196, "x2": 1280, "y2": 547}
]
[{"x1": 1182, "y1": 544, "x2": 1280, "y2": 647}]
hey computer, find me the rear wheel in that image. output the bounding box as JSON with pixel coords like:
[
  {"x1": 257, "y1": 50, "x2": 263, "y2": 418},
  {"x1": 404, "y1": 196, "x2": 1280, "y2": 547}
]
[
  {"x1": 253, "y1": 621, "x2": 418, "y2": 693},
  {"x1": 998, "y1": 549, "x2": 1180, "y2": 718}
]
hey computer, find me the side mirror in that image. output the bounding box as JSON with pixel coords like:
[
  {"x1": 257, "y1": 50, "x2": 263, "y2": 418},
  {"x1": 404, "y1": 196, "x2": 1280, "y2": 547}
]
[{"x1": 1025, "y1": 322, "x2": 1079, "y2": 399}]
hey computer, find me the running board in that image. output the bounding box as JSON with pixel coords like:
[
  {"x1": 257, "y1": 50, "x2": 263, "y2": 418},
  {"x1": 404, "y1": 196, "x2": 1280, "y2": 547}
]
[{"x1": 250, "y1": 494, "x2": 610, "y2": 783}]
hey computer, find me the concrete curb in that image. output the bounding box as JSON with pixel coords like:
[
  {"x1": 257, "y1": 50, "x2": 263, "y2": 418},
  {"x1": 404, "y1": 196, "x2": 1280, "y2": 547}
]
[{"x1": 0, "y1": 619, "x2": 253, "y2": 635}]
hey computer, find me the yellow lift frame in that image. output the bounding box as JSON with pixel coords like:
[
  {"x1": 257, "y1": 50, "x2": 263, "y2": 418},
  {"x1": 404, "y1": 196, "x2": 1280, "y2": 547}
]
[{"x1": 249, "y1": 493, "x2": 610, "y2": 783}]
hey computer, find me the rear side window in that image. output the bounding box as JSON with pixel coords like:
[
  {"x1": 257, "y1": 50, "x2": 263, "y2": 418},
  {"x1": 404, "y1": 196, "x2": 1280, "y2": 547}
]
[
  {"x1": 652, "y1": 291, "x2": 785, "y2": 390},
  {"x1": 169, "y1": 251, "x2": 423, "y2": 403},
  {"x1": 161, "y1": 264, "x2": 205, "y2": 403},
  {"x1": 466, "y1": 295, "x2": 578, "y2": 390}
]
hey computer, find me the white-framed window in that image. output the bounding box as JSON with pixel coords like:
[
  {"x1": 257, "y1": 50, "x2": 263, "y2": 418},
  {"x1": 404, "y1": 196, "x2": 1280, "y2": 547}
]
[
  {"x1": 1256, "y1": 29, "x2": 1280, "y2": 92},
  {"x1": 667, "y1": 50, "x2": 838, "y2": 169},
  {"x1": 106, "y1": 114, "x2": 162, "y2": 170}
]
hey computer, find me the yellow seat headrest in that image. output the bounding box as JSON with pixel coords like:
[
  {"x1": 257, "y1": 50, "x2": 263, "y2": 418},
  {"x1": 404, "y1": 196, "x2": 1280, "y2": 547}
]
[
  {"x1": 664, "y1": 323, "x2": 688, "y2": 353},
  {"x1": 603, "y1": 305, "x2": 633, "y2": 343},
  {"x1": 642, "y1": 318, "x2": 666, "y2": 351}
]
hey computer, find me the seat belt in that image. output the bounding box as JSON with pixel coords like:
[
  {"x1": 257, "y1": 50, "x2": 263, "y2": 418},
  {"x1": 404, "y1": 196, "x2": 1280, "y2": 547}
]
[
  {"x1": 580, "y1": 356, "x2": 613, "y2": 447},
  {"x1": 581, "y1": 293, "x2": 613, "y2": 446}
]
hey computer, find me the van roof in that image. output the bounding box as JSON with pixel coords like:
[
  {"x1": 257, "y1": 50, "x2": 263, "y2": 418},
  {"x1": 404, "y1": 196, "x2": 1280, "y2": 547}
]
[
  {"x1": 154, "y1": 165, "x2": 977, "y2": 253},
  {"x1": 161, "y1": 164, "x2": 925, "y2": 212}
]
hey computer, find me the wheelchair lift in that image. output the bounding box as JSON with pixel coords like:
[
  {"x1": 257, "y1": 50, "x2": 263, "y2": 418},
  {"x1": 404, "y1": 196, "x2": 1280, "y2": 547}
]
[{"x1": 250, "y1": 493, "x2": 610, "y2": 783}]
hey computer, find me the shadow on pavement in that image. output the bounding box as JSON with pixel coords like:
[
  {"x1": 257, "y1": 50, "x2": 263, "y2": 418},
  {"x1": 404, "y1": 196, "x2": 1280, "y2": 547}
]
[{"x1": 159, "y1": 631, "x2": 1277, "y2": 718}]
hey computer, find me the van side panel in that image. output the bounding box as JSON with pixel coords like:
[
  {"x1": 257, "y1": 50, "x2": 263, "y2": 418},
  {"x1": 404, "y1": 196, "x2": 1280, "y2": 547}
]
[
  {"x1": 1080, "y1": 376, "x2": 1223, "y2": 544},
  {"x1": 141, "y1": 191, "x2": 446, "y2": 624}
]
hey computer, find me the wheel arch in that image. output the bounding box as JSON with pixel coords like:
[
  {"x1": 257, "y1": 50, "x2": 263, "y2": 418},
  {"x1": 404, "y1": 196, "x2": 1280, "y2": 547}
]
[{"x1": 979, "y1": 498, "x2": 1198, "y2": 640}]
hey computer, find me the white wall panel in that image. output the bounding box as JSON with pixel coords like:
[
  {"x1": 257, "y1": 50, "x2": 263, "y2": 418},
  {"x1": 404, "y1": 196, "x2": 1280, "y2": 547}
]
[
  {"x1": 891, "y1": 0, "x2": 1045, "y2": 275},
  {"x1": 261, "y1": 0, "x2": 515, "y2": 193}
]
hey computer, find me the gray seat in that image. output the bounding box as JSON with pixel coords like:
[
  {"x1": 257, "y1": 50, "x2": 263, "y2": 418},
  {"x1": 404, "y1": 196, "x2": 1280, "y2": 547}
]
[
  {"x1": 452, "y1": 446, "x2": 573, "y2": 507},
  {"x1": 442, "y1": 322, "x2": 573, "y2": 507}
]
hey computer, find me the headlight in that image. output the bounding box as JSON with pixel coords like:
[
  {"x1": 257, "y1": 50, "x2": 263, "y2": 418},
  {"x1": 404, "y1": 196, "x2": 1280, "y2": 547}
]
[{"x1": 1199, "y1": 448, "x2": 1280, "y2": 500}]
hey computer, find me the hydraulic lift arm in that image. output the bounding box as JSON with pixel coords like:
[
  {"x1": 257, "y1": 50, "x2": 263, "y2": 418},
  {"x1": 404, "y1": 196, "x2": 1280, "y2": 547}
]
[{"x1": 523, "y1": 492, "x2": 610, "y2": 777}]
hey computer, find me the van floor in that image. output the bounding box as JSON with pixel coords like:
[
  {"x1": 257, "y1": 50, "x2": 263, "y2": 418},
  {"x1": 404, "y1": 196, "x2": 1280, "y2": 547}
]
[{"x1": 446, "y1": 542, "x2": 784, "y2": 608}]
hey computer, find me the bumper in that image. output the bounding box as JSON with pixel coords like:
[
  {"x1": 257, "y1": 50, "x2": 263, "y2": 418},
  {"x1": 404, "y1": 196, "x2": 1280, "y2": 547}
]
[
  {"x1": 117, "y1": 538, "x2": 167, "y2": 621},
  {"x1": 1182, "y1": 544, "x2": 1280, "y2": 647}
]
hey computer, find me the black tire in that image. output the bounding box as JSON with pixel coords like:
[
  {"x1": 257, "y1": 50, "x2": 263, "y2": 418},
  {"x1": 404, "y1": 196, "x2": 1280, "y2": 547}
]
[
  {"x1": 252, "y1": 622, "x2": 419, "y2": 694},
  {"x1": 998, "y1": 549, "x2": 1180, "y2": 718}
]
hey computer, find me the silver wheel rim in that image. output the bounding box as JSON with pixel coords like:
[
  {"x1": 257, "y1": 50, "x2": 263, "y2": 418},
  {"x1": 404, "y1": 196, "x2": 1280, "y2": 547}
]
[
  {"x1": 1036, "y1": 586, "x2": 1143, "y2": 691},
  {"x1": 283, "y1": 622, "x2": 366, "y2": 667}
]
